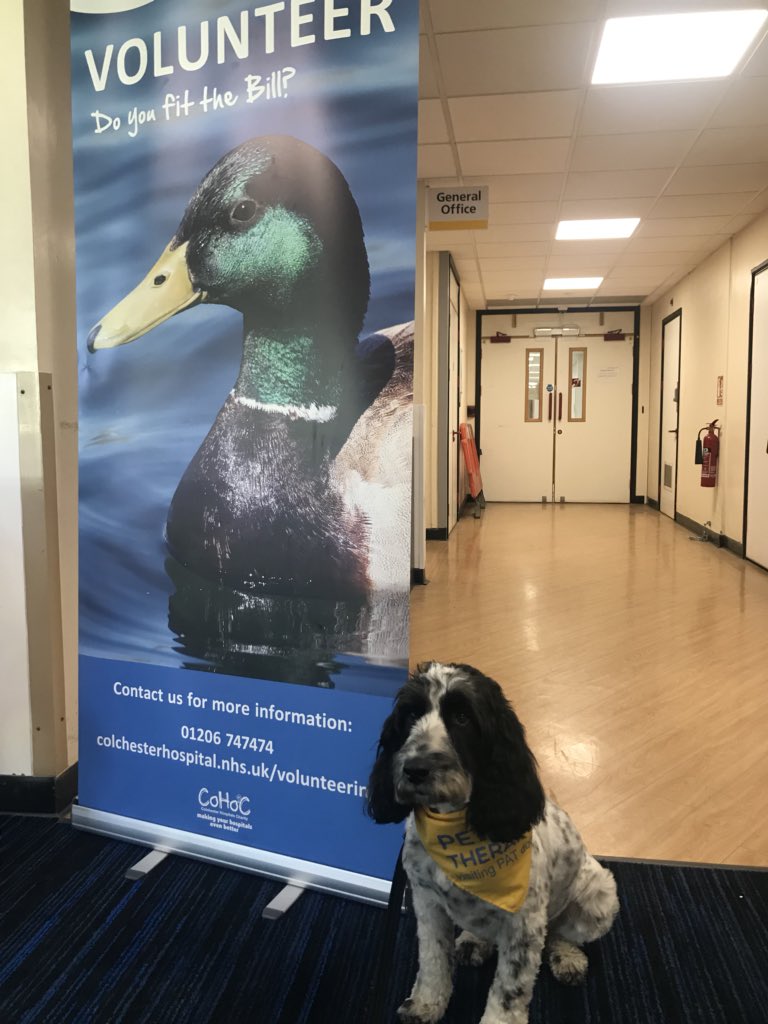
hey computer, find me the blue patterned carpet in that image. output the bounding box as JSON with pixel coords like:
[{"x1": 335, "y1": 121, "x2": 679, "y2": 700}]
[{"x1": 0, "y1": 815, "x2": 765, "y2": 1023}]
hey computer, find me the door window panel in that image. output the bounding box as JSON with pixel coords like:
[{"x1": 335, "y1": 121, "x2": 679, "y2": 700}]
[
  {"x1": 525, "y1": 348, "x2": 543, "y2": 422},
  {"x1": 568, "y1": 348, "x2": 587, "y2": 421}
]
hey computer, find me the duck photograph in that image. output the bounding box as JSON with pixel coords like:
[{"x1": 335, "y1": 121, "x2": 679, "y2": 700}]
[{"x1": 74, "y1": 3, "x2": 419, "y2": 691}]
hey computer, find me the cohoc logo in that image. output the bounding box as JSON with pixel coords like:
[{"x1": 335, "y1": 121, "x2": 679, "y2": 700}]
[{"x1": 198, "y1": 787, "x2": 251, "y2": 816}]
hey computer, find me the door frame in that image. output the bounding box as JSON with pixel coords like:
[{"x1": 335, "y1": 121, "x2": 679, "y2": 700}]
[
  {"x1": 658, "y1": 309, "x2": 682, "y2": 518},
  {"x1": 433, "y1": 252, "x2": 463, "y2": 539},
  {"x1": 743, "y1": 258, "x2": 768, "y2": 565},
  {"x1": 475, "y1": 304, "x2": 642, "y2": 502}
]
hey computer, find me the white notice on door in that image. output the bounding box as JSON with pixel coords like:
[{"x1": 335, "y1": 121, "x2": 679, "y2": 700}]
[{"x1": 597, "y1": 366, "x2": 619, "y2": 378}]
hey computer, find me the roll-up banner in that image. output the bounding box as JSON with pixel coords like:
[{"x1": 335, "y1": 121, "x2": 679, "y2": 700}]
[{"x1": 70, "y1": 0, "x2": 418, "y2": 904}]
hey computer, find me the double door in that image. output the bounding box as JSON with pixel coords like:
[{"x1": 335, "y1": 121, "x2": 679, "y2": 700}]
[{"x1": 480, "y1": 316, "x2": 634, "y2": 503}]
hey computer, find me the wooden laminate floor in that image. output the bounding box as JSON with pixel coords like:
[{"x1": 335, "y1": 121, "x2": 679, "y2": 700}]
[{"x1": 410, "y1": 503, "x2": 768, "y2": 867}]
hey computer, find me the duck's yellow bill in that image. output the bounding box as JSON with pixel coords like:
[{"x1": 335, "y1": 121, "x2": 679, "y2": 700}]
[{"x1": 87, "y1": 240, "x2": 205, "y2": 351}]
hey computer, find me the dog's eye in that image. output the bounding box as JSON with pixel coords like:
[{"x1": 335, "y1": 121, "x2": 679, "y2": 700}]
[{"x1": 453, "y1": 710, "x2": 470, "y2": 726}]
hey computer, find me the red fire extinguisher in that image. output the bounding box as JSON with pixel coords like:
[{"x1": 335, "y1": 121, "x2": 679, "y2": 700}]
[{"x1": 698, "y1": 420, "x2": 720, "y2": 488}]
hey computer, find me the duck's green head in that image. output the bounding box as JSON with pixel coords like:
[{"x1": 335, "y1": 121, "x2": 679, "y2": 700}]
[{"x1": 87, "y1": 136, "x2": 371, "y2": 351}]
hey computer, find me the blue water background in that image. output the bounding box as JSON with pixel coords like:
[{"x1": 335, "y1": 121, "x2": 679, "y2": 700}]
[{"x1": 72, "y1": 1, "x2": 418, "y2": 687}]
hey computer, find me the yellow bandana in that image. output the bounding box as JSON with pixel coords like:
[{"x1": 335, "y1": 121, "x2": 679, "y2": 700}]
[{"x1": 414, "y1": 807, "x2": 532, "y2": 913}]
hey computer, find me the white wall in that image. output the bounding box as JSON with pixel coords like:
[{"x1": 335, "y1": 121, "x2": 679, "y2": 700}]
[
  {"x1": 647, "y1": 206, "x2": 768, "y2": 542},
  {"x1": 0, "y1": 0, "x2": 74, "y2": 776}
]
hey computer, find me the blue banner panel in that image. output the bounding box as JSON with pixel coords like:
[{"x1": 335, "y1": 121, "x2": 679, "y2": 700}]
[
  {"x1": 71, "y1": 0, "x2": 418, "y2": 889},
  {"x1": 79, "y1": 655, "x2": 402, "y2": 878}
]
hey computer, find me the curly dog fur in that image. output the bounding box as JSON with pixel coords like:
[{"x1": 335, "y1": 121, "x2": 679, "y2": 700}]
[{"x1": 367, "y1": 662, "x2": 619, "y2": 1024}]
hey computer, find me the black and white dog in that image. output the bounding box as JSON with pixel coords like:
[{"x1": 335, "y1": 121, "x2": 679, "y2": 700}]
[{"x1": 367, "y1": 662, "x2": 618, "y2": 1024}]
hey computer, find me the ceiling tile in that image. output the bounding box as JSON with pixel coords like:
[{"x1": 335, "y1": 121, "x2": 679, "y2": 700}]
[
  {"x1": 546, "y1": 257, "x2": 616, "y2": 274},
  {"x1": 418, "y1": 144, "x2": 456, "y2": 179},
  {"x1": 636, "y1": 216, "x2": 732, "y2": 237},
  {"x1": 582, "y1": 81, "x2": 725, "y2": 136},
  {"x1": 603, "y1": 269, "x2": 670, "y2": 285},
  {"x1": 709, "y1": 77, "x2": 768, "y2": 127},
  {"x1": 741, "y1": 189, "x2": 768, "y2": 215},
  {"x1": 684, "y1": 126, "x2": 768, "y2": 167},
  {"x1": 624, "y1": 235, "x2": 722, "y2": 253},
  {"x1": 563, "y1": 168, "x2": 673, "y2": 199},
  {"x1": 559, "y1": 196, "x2": 655, "y2": 219},
  {"x1": 418, "y1": 35, "x2": 439, "y2": 99},
  {"x1": 482, "y1": 273, "x2": 545, "y2": 294},
  {"x1": 612, "y1": 252, "x2": 700, "y2": 268},
  {"x1": 435, "y1": 24, "x2": 594, "y2": 96},
  {"x1": 666, "y1": 163, "x2": 768, "y2": 194},
  {"x1": 468, "y1": 174, "x2": 565, "y2": 202},
  {"x1": 448, "y1": 91, "x2": 581, "y2": 142},
  {"x1": 724, "y1": 213, "x2": 759, "y2": 235},
  {"x1": 489, "y1": 202, "x2": 559, "y2": 224},
  {"x1": 480, "y1": 224, "x2": 555, "y2": 243},
  {"x1": 426, "y1": 230, "x2": 478, "y2": 250},
  {"x1": 458, "y1": 138, "x2": 570, "y2": 176},
  {"x1": 551, "y1": 238, "x2": 628, "y2": 255},
  {"x1": 571, "y1": 131, "x2": 698, "y2": 172},
  {"x1": 418, "y1": 99, "x2": 450, "y2": 145},
  {"x1": 648, "y1": 193, "x2": 755, "y2": 218},
  {"x1": 742, "y1": 32, "x2": 768, "y2": 77},
  {"x1": 479, "y1": 256, "x2": 548, "y2": 271},
  {"x1": 429, "y1": 0, "x2": 602, "y2": 32},
  {"x1": 476, "y1": 241, "x2": 551, "y2": 258}
]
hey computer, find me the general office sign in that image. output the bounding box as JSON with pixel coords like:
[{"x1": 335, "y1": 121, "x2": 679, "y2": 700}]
[{"x1": 428, "y1": 186, "x2": 488, "y2": 230}]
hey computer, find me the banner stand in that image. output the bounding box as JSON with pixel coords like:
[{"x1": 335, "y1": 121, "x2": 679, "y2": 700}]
[
  {"x1": 71, "y1": 804, "x2": 392, "y2": 908},
  {"x1": 70, "y1": 0, "x2": 418, "y2": 912}
]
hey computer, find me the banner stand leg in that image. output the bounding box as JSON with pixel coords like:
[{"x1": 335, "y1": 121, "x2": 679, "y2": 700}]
[
  {"x1": 262, "y1": 884, "x2": 305, "y2": 920},
  {"x1": 125, "y1": 849, "x2": 168, "y2": 880}
]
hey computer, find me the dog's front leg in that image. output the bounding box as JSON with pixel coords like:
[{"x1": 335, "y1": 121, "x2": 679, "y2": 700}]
[
  {"x1": 398, "y1": 887, "x2": 454, "y2": 1024},
  {"x1": 478, "y1": 908, "x2": 546, "y2": 1024}
]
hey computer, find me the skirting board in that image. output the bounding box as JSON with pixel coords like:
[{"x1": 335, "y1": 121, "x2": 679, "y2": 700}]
[
  {"x1": 674, "y1": 511, "x2": 743, "y2": 556},
  {"x1": 72, "y1": 803, "x2": 392, "y2": 908},
  {"x1": 0, "y1": 761, "x2": 78, "y2": 814}
]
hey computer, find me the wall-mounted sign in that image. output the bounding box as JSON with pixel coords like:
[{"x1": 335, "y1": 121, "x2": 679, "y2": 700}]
[
  {"x1": 428, "y1": 186, "x2": 488, "y2": 230},
  {"x1": 717, "y1": 375, "x2": 724, "y2": 405}
]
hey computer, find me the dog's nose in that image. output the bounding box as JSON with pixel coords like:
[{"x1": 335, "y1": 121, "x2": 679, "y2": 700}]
[{"x1": 403, "y1": 759, "x2": 432, "y2": 784}]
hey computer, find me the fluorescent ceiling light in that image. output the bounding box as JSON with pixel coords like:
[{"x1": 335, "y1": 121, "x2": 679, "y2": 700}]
[
  {"x1": 557, "y1": 218, "x2": 640, "y2": 240},
  {"x1": 543, "y1": 277, "x2": 603, "y2": 290},
  {"x1": 592, "y1": 10, "x2": 768, "y2": 84}
]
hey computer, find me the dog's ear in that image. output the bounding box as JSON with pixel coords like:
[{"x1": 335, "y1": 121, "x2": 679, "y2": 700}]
[
  {"x1": 463, "y1": 670, "x2": 545, "y2": 843},
  {"x1": 365, "y1": 705, "x2": 409, "y2": 825}
]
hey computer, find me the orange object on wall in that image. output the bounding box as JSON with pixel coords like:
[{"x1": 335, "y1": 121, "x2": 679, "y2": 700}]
[{"x1": 459, "y1": 423, "x2": 483, "y2": 499}]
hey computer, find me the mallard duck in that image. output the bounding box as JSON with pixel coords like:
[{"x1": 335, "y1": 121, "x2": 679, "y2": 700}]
[{"x1": 87, "y1": 135, "x2": 413, "y2": 600}]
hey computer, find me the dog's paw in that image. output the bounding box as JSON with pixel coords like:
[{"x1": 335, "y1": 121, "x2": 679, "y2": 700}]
[
  {"x1": 548, "y1": 938, "x2": 588, "y2": 985},
  {"x1": 397, "y1": 996, "x2": 447, "y2": 1023},
  {"x1": 455, "y1": 930, "x2": 494, "y2": 967}
]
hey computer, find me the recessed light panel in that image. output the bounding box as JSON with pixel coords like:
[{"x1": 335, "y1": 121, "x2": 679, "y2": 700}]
[
  {"x1": 592, "y1": 10, "x2": 768, "y2": 85},
  {"x1": 543, "y1": 277, "x2": 603, "y2": 290},
  {"x1": 556, "y1": 218, "x2": 640, "y2": 240}
]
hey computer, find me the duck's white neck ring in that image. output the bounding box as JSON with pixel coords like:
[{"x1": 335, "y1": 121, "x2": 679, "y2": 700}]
[{"x1": 231, "y1": 392, "x2": 337, "y2": 422}]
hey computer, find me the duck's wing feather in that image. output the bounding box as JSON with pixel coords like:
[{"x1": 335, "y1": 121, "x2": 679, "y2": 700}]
[{"x1": 332, "y1": 322, "x2": 414, "y2": 592}]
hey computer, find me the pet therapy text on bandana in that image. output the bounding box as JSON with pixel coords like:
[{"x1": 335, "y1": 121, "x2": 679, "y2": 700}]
[{"x1": 414, "y1": 807, "x2": 532, "y2": 913}]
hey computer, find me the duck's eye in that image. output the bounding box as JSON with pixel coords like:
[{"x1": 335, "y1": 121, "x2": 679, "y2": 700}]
[
  {"x1": 153, "y1": 274, "x2": 167, "y2": 286},
  {"x1": 230, "y1": 199, "x2": 259, "y2": 225}
]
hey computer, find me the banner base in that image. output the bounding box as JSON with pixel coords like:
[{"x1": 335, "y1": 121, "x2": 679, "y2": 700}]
[{"x1": 72, "y1": 803, "x2": 391, "y2": 908}]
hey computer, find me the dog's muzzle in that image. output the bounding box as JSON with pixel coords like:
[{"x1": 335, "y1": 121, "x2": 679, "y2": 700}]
[{"x1": 396, "y1": 752, "x2": 468, "y2": 804}]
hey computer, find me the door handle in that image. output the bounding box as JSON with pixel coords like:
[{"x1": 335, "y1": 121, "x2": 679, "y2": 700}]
[
  {"x1": 668, "y1": 428, "x2": 678, "y2": 434},
  {"x1": 548, "y1": 393, "x2": 553, "y2": 421},
  {"x1": 451, "y1": 430, "x2": 458, "y2": 440},
  {"x1": 558, "y1": 393, "x2": 563, "y2": 421}
]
